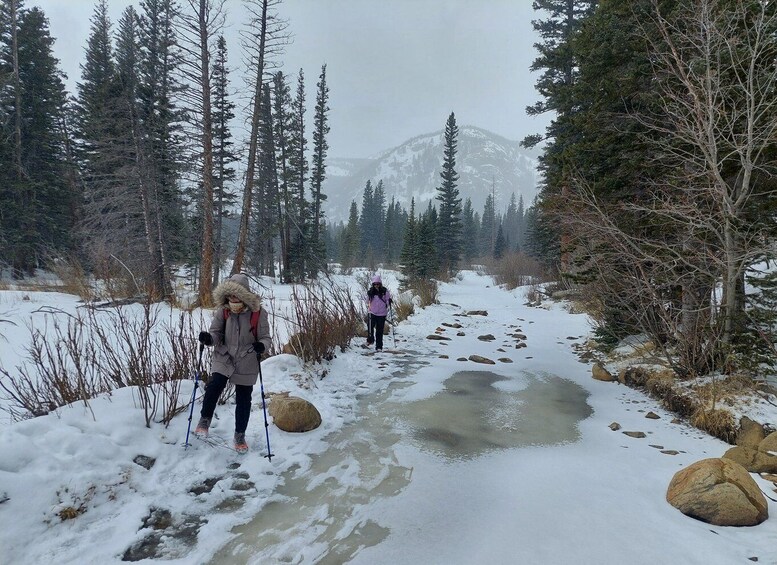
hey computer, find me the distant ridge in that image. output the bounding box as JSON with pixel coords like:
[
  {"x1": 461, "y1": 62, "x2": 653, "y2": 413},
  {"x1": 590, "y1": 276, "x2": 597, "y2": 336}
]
[{"x1": 322, "y1": 125, "x2": 539, "y2": 223}]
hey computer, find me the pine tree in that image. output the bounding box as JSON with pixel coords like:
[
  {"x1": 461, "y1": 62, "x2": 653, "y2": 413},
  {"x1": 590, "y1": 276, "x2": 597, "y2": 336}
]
[
  {"x1": 435, "y1": 112, "x2": 462, "y2": 275},
  {"x1": 461, "y1": 197, "x2": 478, "y2": 263},
  {"x1": 524, "y1": 0, "x2": 598, "y2": 270},
  {"x1": 0, "y1": 4, "x2": 72, "y2": 274},
  {"x1": 341, "y1": 201, "x2": 360, "y2": 268},
  {"x1": 135, "y1": 0, "x2": 185, "y2": 297},
  {"x1": 211, "y1": 34, "x2": 238, "y2": 283},
  {"x1": 272, "y1": 70, "x2": 294, "y2": 281},
  {"x1": 285, "y1": 68, "x2": 308, "y2": 281},
  {"x1": 399, "y1": 198, "x2": 419, "y2": 278},
  {"x1": 309, "y1": 63, "x2": 329, "y2": 275},
  {"x1": 358, "y1": 179, "x2": 374, "y2": 262},
  {"x1": 479, "y1": 193, "x2": 496, "y2": 257},
  {"x1": 417, "y1": 202, "x2": 438, "y2": 277},
  {"x1": 493, "y1": 225, "x2": 507, "y2": 259},
  {"x1": 252, "y1": 83, "x2": 278, "y2": 277}
]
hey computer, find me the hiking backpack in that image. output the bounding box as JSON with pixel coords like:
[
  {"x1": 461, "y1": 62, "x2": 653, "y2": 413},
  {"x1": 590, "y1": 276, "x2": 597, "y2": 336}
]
[{"x1": 223, "y1": 308, "x2": 261, "y2": 339}]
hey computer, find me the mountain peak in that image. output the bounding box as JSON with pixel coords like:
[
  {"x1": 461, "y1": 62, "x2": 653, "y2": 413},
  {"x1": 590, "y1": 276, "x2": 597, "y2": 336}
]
[{"x1": 323, "y1": 126, "x2": 539, "y2": 223}]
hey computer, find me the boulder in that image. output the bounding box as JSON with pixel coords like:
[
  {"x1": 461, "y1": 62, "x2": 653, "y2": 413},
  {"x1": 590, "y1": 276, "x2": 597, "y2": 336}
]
[
  {"x1": 666, "y1": 458, "x2": 768, "y2": 526},
  {"x1": 268, "y1": 396, "x2": 322, "y2": 432},
  {"x1": 592, "y1": 362, "x2": 615, "y2": 382},
  {"x1": 723, "y1": 446, "x2": 777, "y2": 474},
  {"x1": 737, "y1": 417, "x2": 766, "y2": 449},
  {"x1": 759, "y1": 431, "x2": 777, "y2": 455},
  {"x1": 468, "y1": 355, "x2": 496, "y2": 365}
]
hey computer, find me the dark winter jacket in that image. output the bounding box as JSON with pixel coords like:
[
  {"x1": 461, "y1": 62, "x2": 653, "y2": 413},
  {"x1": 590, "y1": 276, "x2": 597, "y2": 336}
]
[{"x1": 208, "y1": 273, "x2": 271, "y2": 386}]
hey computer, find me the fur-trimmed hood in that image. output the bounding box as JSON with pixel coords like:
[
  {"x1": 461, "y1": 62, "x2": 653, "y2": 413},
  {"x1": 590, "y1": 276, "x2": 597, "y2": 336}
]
[{"x1": 212, "y1": 274, "x2": 262, "y2": 311}]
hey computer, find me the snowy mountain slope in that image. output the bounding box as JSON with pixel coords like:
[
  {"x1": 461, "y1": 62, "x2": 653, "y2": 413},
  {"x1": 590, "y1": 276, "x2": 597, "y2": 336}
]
[{"x1": 323, "y1": 126, "x2": 539, "y2": 223}]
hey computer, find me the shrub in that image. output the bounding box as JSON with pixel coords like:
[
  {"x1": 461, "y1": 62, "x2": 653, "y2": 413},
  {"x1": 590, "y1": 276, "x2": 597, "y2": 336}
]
[
  {"x1": 0, "y1": 303, "x2": 203, "y2": 426},
  {"x1": 283, "y1": 278, "x2": 362, "y2": 363},
  {"x1": 486, "y1": 252, "x2": 545, "y2": 290}
]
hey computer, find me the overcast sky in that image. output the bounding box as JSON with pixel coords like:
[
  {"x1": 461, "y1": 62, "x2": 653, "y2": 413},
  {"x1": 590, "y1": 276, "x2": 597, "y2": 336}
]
[{"x1": 31, "y1": 0, "x2": 550, "y2": 159}]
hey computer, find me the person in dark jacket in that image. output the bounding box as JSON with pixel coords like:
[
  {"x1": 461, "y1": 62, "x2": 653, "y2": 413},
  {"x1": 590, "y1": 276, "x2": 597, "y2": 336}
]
[
  {"x1": 195, "y1": 273, "x2": 271, "y2": 453},
  {"x1": 366, "y1": 274, "x2": 392, "y2": 351}
]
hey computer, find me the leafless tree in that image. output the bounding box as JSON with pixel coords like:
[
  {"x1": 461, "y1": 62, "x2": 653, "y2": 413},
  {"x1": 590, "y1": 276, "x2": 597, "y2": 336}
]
[
  {"x1": 640, "y1": 0, "x2": 777, "y2": 345},
  {"x1": 231, "y1": 0, "x2": 288, "y2": 274},
  {"x1": 178, "y1": 0, "x2": 227, "y2": 306}
]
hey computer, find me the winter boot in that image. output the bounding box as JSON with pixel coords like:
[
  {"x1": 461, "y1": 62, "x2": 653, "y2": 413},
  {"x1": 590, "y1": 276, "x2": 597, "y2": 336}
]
[
  {"x1": 194, "y1": 417, "x2": 211, "y2": 438},
  {"x1": 234, "y1": 432, "x2": 249, "y2": 454}
]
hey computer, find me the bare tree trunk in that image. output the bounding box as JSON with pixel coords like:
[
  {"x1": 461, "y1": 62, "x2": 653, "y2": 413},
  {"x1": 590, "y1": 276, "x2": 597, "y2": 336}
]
[
  {"x1": 196, "y1": 0, "x2": 215, "y2": 306},
  {"x1": 232, "y1": 0, "x2": 269, "y2": 275}
]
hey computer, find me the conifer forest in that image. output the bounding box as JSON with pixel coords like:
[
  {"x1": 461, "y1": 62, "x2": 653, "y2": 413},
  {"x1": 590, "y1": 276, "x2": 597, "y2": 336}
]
[{"x1": 1, "y1": 0, "x2": 777, "y2": 378}]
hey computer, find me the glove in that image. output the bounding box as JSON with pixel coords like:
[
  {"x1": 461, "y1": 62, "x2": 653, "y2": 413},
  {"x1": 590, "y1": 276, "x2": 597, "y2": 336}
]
[
  {"x1": 252, "y1": 341, "x2": 265, "y2": 354},
  {"x1": 198, "y1": 331, "x2": 213, "y2": 346}
]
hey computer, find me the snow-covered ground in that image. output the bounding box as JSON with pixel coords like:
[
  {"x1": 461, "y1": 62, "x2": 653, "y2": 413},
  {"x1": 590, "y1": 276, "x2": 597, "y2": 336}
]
[{"x1": 0, "y1": 270, "x2": 776, "y2": 564}]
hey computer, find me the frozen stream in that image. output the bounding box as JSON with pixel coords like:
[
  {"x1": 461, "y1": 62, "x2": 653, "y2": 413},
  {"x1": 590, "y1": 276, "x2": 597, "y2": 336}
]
[{"x1": 209, "y1": 368, "x2": 592, "y2": 564}]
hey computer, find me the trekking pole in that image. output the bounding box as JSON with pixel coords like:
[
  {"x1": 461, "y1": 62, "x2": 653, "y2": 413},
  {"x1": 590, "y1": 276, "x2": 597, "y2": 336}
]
[
  {"x1": 390, "y1": 303, "x2": 397, "y2": 349},
  {"x1": 184, "y1": 342, "x2": 205, "y2": 450},
  {"x1": 257, "y1": 352, "x2": 274, "y2": 461}
]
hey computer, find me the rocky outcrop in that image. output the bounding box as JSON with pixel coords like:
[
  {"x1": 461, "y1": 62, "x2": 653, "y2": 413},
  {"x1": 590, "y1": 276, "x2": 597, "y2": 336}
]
[{"x1": 666, "y1": 458, "x2": 768, "y2": 526}]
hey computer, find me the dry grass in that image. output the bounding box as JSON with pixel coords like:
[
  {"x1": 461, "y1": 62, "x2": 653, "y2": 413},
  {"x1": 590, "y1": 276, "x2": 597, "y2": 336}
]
[
  {"x1": 394, "y1": 298, "x2": 414, "y2": 322},
  {"x1": 47, "y1": 256, "x2": 95, "y2": 301},
  {"x1": 690, "y1": 407, "x2": 737, "y2": 443},
  {"x1": 485, "y1": 252, "x2": 545, "y2": 290},
  {"x1": 407, "y1": 277, "x2": 438, "y2": 307}
]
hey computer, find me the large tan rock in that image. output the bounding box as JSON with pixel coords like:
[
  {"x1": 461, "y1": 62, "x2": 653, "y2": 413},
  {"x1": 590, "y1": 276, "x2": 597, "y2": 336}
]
[
  {"x1": 737, "y1": 416, "x2": 766, "y2": 448},
  {"x1": 592, "y1": 362, "x2": 615, "y2": 382},
  {"x1": 760, "y1": 431, "x2": 777, "y2": 455},
  {"x1": 268, "y1": 395, "x2": 322, "y2": 432},
  {"x1": 666, "y1": 458, "x2": 768, "y2": 526},
  {"x1": 723, "y1": 446, "x2": 777, "y2": 474}
]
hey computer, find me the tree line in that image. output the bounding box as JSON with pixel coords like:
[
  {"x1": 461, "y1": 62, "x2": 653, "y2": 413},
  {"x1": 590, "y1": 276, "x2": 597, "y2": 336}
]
[
  {"x1": 525, "y1": 0, "x2": 777, "y2": 375},
  {"x1": 0, "y1": 0, "x2": 536, "y2": 302},
  {"x1": 0, "y1": 0, "x2": 333, "y2": 303}
]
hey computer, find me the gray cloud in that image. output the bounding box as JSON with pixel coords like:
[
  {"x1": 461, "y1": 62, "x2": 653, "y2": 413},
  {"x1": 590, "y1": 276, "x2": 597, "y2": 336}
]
[{"x1": 32, "y1": 0, "x2": 550, "y2": 158}]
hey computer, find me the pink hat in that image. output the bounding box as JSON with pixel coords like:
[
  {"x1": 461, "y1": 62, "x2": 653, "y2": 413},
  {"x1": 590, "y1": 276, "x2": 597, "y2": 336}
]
[{"x1": 371, "y1": 275, "x2": 382, "y2": 284}]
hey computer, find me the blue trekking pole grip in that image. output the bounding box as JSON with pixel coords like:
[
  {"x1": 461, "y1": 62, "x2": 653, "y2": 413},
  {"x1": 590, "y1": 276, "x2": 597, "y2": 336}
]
[
  {"x1": 257, "y1": 352, "x2": 274, "y2": 461},
  {"x1": 184, "y1": 342, "x2": 205, "y2": 449}
]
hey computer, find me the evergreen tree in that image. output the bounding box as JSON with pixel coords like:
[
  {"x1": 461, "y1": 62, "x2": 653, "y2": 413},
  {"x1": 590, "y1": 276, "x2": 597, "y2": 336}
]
[
  {"x1": 272, "y1": 70, "x2": 294, "y2": 281},
  {"x1": 493, "y1": 225, "x2": 507, "y2": 259},
  {"x1": 136, "y1": 0, "x2": 185, "y2": 296},
  {"x1": 358, "y1": 179, "x2": 374, "y2": 261},
  {"x1": 383, "y1": 197, "x2": 405, "y2": 265},
  {"x1": 287, "y1": 68, "x2": 308, "y2": 280},
  {"x1": 211, "y1": 34, "x2": 238, "y2": 283},
  {"x1": 309, "y1": 63, "x2": 329, "y2": 275},
  {"x1": 252, "y1": 82, "x2": 278, "y2": 277},
  {"x1": 524, "y1": 0, "x2": 598, "y2": 269},
  {"x1": 0, "y1": 4, "x2": 73, "y2": 274},
  {"x1": 341, "y1": 201, "x2": 360, "y2": 268},
  {"x1": 460, "y1": 197, "x2": 478, "y2": 263},
  {"x1": 479, "y1": 192, "x2": 496, "y2": 257},
  {"x1": 417, "y1": 202, "x2": 438, "y2": 277},
  {"x1": 435, "y1": 112, "x2": 462, "y2": 275},
  {"x1": 399, "y1": 198, "x2": 419, "y2": 278}
]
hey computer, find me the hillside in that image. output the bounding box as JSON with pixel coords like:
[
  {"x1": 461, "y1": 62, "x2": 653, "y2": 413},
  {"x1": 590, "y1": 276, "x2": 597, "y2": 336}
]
[{"x1": 322, "y1": 126, "x2": 539, "y2": 223}]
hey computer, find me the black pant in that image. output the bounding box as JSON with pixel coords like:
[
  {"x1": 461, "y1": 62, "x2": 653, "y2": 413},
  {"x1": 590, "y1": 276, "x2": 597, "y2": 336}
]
[
  {"x1": 200, "y1": 372, "x2": 253, "y2": 433},
  {"x1": 369, "y1": 314, "x2": 386, "y2": 350}
]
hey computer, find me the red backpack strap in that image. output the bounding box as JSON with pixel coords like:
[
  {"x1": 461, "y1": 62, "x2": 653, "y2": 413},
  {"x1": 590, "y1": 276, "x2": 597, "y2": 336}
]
[
  {"x1": 223, "y1": 307, "x2": 260, "y2": 339},
  {"x1": 250, "y1": 309, "x2": 260, "y2": 339}
]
